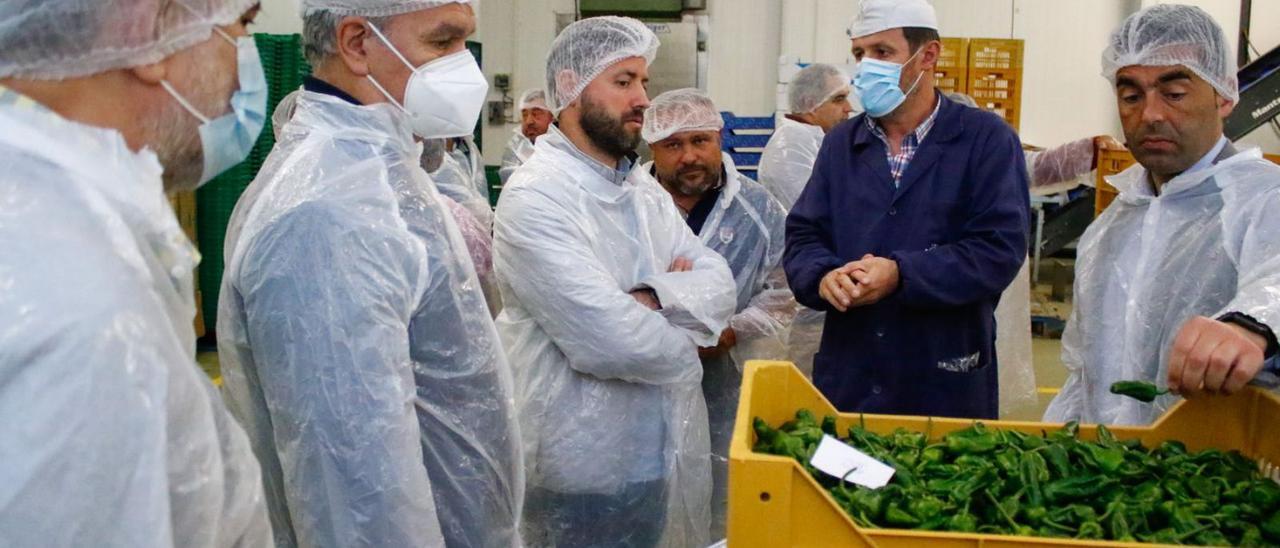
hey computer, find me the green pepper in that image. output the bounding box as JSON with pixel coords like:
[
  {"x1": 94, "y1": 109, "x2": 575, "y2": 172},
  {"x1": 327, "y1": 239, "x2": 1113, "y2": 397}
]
[
  {"x1": 945, "y1": 424, "x2": 1001, "y2": 454},
  {"x1": 884, "y1": 502, "x2": 921, "y2": 528},
  {"x1": 995, "y1": 450, "x2": 1021, "y2": 475},
  {"x1": 907, "y1": 496, "x2": 945, "y2": 522},
  {"x1": 1250, "y1": 482, "x2": 1280, "y2": 513},
  {"x1": 1044, "y1": 476, "x2": 1118, "y2": 504},
  {"x1": 1109, "y1": 380, "x2": 1169, "y2": 402},
  {"x1": 1187, "y1": 475, "x2": 1221, "y2": 501},
  {"x1": 1021, "y1": 454, "x2": 1047, "y2": 509},
  {"x1": 1261, "y1": 510, "x2": 1280, "y2": 542},
  {"x1": 1076, "y1": 521, "x2": 1104, "y2": 539},
  {"x1": 847, "y1": 488, "x2": 885, "y2": 523},
  {"x1": 920, "y1": 445, "x2": 945, "y2": 464},
  {"x1": 1041, "y1": 444, "x2": 1072, "y2": 479},
  {"x1": 1078, "y1": 443, "x2": 1125, "y2": 473},
  {"x1": 947, "y1": 511, "x2": 978, "y2": 532},
  {"x1": 1239, "y1": 524, "x2": 1266, "y2": 547}
]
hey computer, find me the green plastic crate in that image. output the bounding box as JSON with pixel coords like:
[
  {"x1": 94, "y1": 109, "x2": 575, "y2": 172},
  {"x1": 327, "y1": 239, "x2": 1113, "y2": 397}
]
[{"x1": 196, "y1": 33, "x2": 310, "y2": 333}]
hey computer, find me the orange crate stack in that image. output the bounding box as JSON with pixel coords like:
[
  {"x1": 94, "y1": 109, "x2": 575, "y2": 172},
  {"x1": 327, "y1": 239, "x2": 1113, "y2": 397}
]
[
  {"x1": 969, "y1": 38, "x2": 1024, "y2": 69},
  {"x1": 968, "y1": 68, "x2": 1022, "y2": 131},
  {"x1": 1094, "y1": 146, "x2": 1135, "y2": 217}
]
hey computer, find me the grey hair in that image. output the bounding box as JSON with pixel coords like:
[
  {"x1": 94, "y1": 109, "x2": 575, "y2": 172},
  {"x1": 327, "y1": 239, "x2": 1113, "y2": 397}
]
[{"x1": 302, "y1": 10, "x2": 394, "y2": 67}]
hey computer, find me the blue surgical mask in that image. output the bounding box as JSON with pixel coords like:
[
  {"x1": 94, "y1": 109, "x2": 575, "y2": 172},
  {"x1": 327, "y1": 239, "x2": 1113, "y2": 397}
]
[
  {"x1": 854, "y1": 48, "x2": 924, "y2": 118},
  {"x1": 162, "y1": 28, "x2": 267, "y2": 188}
]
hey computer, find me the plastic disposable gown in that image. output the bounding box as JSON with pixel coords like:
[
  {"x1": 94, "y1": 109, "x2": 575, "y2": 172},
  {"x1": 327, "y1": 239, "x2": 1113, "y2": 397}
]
[
  {"x1": 217, "y1": 91, "x2": 522, "y2": 548},
  {"x1": 494, "y1": 125, "x2": 735, "y2": 547},
  {"x1": 432, "y1": 143, "x2": 493, "y2": 230},
  {"x1": 643, "y1": 153, "x2": 794, "y2": 538},
  {"x1": 499, "y1": 129, "x2": 535, "y2": 184},
  {"x1": 0, "y1": 91, "x2": 270, "y2": 547},
  {"x1": 757, "y1": 116, "x2": 826, "y2": 377},
  {"x1": 1045, "y1": 145, "x2": 1280, "y2": 425}
]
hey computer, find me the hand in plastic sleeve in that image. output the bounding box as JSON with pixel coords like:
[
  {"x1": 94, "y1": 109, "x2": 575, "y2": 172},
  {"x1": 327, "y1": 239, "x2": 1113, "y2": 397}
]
[{"x1": 1167, "y1": 316, "x2": 1267, "y2": 397}]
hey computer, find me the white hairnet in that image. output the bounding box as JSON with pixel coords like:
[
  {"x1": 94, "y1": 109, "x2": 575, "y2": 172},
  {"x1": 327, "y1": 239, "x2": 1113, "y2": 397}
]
[
  {"x1": 544, "y1": 16, "x2": 659, "y2": 115},
  {"x1": 301, "y1": 0, "x2": 470, "y2": 16},
  {"x1": 789, "y1": 63, "x2": 850, "y2": 114},
  {"x1": 518, "y1": 88, "x2": 549, "y2": 112},
  {"x1": 641, "y1": 88, "x2": 724, "y2": 143},
  {"x1": 0, "y1": 0, "x2": 257, "y2": 79},
  {"x1": 1102, "y1": 4, "x2": 1238, "y2": 102},
  {"x1": 847, "y1": 0, "x2": 937, "y2": 40}
]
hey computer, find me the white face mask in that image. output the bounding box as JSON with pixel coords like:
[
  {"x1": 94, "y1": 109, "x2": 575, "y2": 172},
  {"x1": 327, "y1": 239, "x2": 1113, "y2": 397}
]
[{"x1": 365, "y1": 22, "x2": 489, "y2": 139}]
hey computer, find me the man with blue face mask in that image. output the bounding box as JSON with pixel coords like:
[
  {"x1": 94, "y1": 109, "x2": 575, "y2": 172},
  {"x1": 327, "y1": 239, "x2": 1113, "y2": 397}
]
[
  {"x1": 216, "y1": 1, "x2": 523, "y2": 546},
  {"x1": 0, "y1": 0, "x2": 271, "y2": 546},
  {"x1": 784, "y1": 0, "x2": 1030, "y2": 419}
]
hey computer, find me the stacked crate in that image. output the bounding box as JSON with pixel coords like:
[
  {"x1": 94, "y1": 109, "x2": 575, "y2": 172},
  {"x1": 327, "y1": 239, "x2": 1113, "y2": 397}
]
[
  {"x1": 1094, "y1": 145, "x2": 1136, "y2": 216},
  {"x1": 966, "y1": 38, "x2": 1024, "y2": 131},
  {"x1": 933, "y1": 37, "x2": 969, "y2": 95}
]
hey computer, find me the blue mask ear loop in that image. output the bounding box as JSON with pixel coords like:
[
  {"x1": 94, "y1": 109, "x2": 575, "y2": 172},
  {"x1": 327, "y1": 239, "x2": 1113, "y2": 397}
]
[
  {"x1": 158, "y1": 26, "x2": 239, "y2": 124},
  {"x1": 900, "y1": 47, "x2": 927, "y2": 98}
]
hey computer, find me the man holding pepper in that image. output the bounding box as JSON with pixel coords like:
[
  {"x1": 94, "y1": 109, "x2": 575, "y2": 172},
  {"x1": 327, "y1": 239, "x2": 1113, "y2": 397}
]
[{"x1": 1046, "y1": 4, "x2": 1280, "y2": 426}]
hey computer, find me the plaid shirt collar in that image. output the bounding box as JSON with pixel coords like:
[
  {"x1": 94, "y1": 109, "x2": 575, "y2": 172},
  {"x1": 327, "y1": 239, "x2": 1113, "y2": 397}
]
[{"x1": 865, "y1": 96, "x2": 941, "y2": 148}]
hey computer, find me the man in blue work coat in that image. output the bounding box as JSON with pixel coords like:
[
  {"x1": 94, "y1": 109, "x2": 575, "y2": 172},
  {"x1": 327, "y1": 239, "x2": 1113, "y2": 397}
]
[{"x1": 783, "y1": 0, "x2": 1030, "y2": 419}]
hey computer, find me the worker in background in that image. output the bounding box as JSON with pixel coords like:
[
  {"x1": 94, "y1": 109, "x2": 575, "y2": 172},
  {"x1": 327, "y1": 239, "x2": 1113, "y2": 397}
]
[
  {"x1": 1046, "y1": 4, "x2": 1280, "y2": 426},
  {"x1": 500, "y1": 88, "x2": 554, "y2": 183},
  {"x1": 450, "y1": 134, "x2": 492, "y2": 209},
  {"x1": 432, "y1": 136, "x2": 495, "y2": 229},
  {"x1": 422, "y1": 138, "x2": 503, "y2": 316},
  {"x1": 950, "y1": 92, "x2": 1124, "y2": 188},
  {"x1": 216, "y1": 0, "x2": 523, "y2": 546},
  {"x1": 784, "y1": 0, "x2": 1030, "y2": 419},
  {"x1": 0, "y1": 1, "x2": 271, "y2": 545},
  {"x1": 640, "y1": 88, "x2": 796, "y2": 539},
  {"x1": 949, "y1": 91, "x2": 1127, "y2": 418},
  {"x1": 758, "y1": 63, "x2": 853, "y2": 379},
  {"x1": 494, "y1": 17, "x2": 735, "y2": 547}
]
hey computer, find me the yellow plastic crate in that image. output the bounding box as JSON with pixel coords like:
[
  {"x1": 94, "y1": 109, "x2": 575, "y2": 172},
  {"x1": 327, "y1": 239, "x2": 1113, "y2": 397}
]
[
  {"x1": 1094, "y1": 146, "x2": 1135, "y2": 217},
  {"x1": 934, "y1": 66, "x2": 968, "y2": 95},
  {"x1": 969, "y1": 38, "x2": 1024, "y2": 69},
  {"x1": 728, "y1": 360, "x2": 1280, "y2": 547},
  {"x1": 938, "y1": 37, "x2": 970, "y2": 70}
]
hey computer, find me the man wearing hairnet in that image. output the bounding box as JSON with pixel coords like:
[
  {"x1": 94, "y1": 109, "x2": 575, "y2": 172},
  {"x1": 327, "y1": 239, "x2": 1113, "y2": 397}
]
[
  {"x1": 216, "y1": 1, "x2": 523, "y2": 546},
  {"x1": 1046, "y1": 5, "x2": 1280, "y2": 426},
  {"x1": 785, "y1": 0, "x2": 1029, "y2": 419},
  {"x1": 758, "y1": 62, "x2": 853, "y2": 379},
  {"x1": 0, "y1": 1, "x2": 271, "y2": 546},
  {"x1": 640, "y1": 88, "x2": 795, "y2": 539},
  {"x1": 494, "y1": 17, "x2": 735, "y2": 548},
  {"x1": 500, "y1": 88, "x2": 554, "y2": 183}
]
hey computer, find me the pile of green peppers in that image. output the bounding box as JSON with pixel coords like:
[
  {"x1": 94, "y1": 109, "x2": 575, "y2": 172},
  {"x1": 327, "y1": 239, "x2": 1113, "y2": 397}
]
[{"x1": 753, "y1": 410, "x2": 1280, "y2": 546}]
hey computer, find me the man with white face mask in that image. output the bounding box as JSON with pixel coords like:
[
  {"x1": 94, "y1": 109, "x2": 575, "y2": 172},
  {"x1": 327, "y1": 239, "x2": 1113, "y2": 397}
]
[
  {"x1": 216, "y1": 1, "x2": 523, "y2": 546},
  {"x1": 494, "y1": 17, "x2": 734, "y2": 548},
  {"x1": 0, "y1": 1, "x2": 270, "y2": 545},
  {"x1": 784, "y1": 0, "x2": 1030, "y2": 419}
]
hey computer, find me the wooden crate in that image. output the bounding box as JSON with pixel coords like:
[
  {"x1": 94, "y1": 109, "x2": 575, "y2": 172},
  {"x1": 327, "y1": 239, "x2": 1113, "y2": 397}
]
[
  {"x1": 937, "y1": 37, "x2": 969, "y2": 70},
  {"x1": 969, "y1": 68, "x2": 1022, "y2": 131},
  {"x1": 968, "y1": 38, "x2": 1024, "y2": 69},
  {"x1": 1094, "y1": 146, "x2": 1135, "y2": 217},
  {"x1": 168, "y1": 191, "x2": 205, "y2": 338}
]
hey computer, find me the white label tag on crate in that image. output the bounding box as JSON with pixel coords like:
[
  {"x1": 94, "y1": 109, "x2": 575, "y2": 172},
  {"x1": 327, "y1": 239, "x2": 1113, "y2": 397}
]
[{"x1": 809, "y1": 434, "x2": 896, "y2": 489}]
